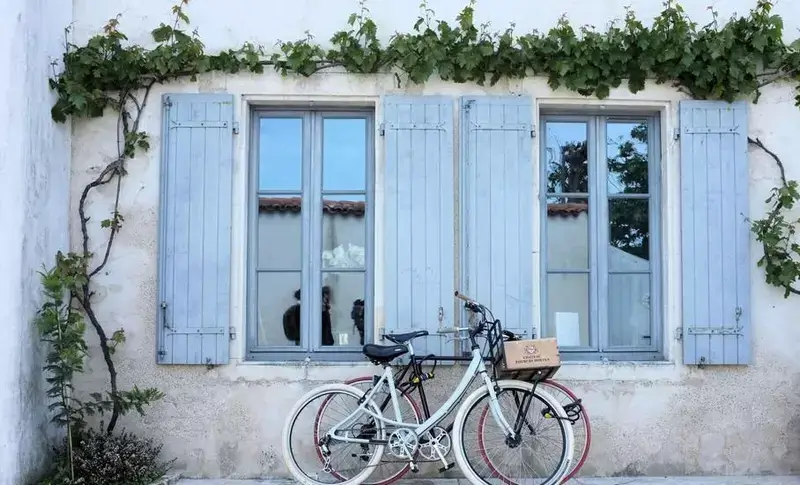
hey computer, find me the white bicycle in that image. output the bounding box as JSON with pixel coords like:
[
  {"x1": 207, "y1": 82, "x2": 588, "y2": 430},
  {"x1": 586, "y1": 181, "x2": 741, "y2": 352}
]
[{"x1": 282, "y1": 292, "x2": 575, "y2": 485}]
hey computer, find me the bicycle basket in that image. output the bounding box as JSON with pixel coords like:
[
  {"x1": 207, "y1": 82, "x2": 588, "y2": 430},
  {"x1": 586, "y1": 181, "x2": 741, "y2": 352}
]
[{"x1": 486, "y1": 319, "x2": 561, "y2": 383}]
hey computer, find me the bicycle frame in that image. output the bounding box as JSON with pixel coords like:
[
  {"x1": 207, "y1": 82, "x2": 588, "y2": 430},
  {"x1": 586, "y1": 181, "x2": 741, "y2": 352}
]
[
  {"x1": 327, "y1": 344, "x2": 515, "y2": 445},
  {"x1": 360, "y1": 349, "x2": 484, "y2": 431}
]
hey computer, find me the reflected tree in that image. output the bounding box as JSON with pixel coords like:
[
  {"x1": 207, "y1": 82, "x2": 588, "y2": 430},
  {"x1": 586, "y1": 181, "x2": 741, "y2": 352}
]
[{"x1": 546, "y1": 123, "x2": 650, "y2": 261}]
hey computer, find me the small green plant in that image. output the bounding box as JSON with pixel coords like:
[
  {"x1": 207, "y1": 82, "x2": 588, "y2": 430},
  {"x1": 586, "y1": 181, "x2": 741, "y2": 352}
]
[{"x1": 35, "y1": 252, "x2": 165, "y2": 483}]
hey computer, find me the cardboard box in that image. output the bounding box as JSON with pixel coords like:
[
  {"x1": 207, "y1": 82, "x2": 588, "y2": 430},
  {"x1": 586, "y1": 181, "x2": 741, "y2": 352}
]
[{"x1": 502, "y1": 338, "x2": 561, "y2": 370}]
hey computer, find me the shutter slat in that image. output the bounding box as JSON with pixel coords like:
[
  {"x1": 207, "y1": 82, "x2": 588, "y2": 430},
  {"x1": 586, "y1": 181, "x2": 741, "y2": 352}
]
[
  {"x1": 461, "y1": 96, "x2": 534, "y2": 341},
  {"x1": 383, "y1": 95, "x2": 455, "y2": 357},
  {"x1": 157, "y1": 93, "x2": 234, "y2": 365},
  {"x1": 679, "y1": 100, "x2": 750, "y2": 365}
]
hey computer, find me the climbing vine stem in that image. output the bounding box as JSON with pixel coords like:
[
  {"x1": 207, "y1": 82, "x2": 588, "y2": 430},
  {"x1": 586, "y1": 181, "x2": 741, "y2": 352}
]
[
  {"x1": 748, "y1": 137, "x2": 800, "y2": 297},
  {"x1": 43, "y1": 0, "x2": 800, "y2": 427}
]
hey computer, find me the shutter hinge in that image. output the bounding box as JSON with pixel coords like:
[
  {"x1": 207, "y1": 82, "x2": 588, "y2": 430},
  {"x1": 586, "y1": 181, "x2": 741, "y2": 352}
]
[
  {"x1": 675, "y1": 327, "x2": 683, "y2": 341},
  {"x1": 160, "y1": 301, "x2": 170, "y2": 330},
  {"x1": 229, "y1": 326, "x2": 236, "y2": 340},
  {"x1": 163, "y1": 97, "x2": 172, "y2": 108},
  {"x1": 672, "y1": 127, "x2": 680, "y2": 140},
  {"x1": 438, "y1": 306, "x2": 444, "y2": 324},
  {"x1": 232, "y1": 121, "x2": 239, "y2": 135},
  {"x1": 379, "y1": 123, "x2": 385, "y2": 136},
  {"x1": 157, "y1": 349, "x2": 166, "y2": 362},
  {"x1": 531, "y1": 123, "x2": 536, "y2": 138},
  {"x1": 378, "y1": 327, "x2": 386, "y2": 341}
]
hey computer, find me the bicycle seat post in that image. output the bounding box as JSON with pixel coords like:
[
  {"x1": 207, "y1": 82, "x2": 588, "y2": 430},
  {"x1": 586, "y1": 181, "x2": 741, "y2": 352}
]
[{"x1": 406, "y1": 341, "x2": 416, "y2": 357}]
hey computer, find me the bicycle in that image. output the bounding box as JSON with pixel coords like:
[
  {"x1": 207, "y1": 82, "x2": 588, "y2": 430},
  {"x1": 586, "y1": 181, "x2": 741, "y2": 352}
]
[
  {"x1": 330, "y1": 345, "x2": 591, "y2": 484},
  {"x1": 282, "y1": 291, "x2": 576, "y2": 485}
]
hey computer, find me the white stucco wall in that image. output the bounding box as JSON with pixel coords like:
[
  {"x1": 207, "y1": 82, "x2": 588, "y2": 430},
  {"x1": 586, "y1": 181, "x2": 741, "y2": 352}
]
[
  {"x1": 68, "y1": 0, "x2": 800, "y2": 479},
  {"x1": 0, "y1": 0, "x2": 72, "y2": 483}
]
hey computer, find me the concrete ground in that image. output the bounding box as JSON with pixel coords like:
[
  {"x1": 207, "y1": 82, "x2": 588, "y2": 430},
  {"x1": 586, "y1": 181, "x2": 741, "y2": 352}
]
[{"x1": 176, "y1": 477, "x2": 800, "y2": 485}]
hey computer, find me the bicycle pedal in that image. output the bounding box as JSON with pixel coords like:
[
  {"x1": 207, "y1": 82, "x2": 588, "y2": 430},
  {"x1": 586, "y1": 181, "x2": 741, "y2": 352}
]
[
  {"x1": 409, "y1": 462, "x2": 419, "y2": 473},
  {"x1": 438, "y1": 462, "x2": 455, "y2": 473}
]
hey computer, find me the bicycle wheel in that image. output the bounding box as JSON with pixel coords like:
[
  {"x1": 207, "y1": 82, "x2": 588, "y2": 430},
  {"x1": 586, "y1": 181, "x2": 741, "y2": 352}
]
[
  {"x1": 312, "y1": 376, "x2": 422, "y2": 485},
  {"x1": 538, "y1": 380, "x2": 591, "y2": 481},
  {"x1": 283, "y1": 383, "x2": 386, "y2": 485},
  {"x1": 452, "y1": 379, "x2": 574, "y2": 485},
  {"x1": 473, "y1": 379, "x2": 590, "y2": 483}
]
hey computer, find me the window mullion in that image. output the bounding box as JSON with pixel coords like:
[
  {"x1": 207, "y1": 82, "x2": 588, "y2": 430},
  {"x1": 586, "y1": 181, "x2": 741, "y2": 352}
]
[
  {"x1": 587, "y1": 117, "x2": 599, "y2": 352},
  {"x1": 307, "y1": 112, "x2": 324, "y2": 352},
  {"x1": 595, "y1": 116, "x2": 609, "y2": 353},
  {"x1": 648, "y1": 115, "x2": 662, "y2": 354},
  {"x1": 298, "y1": 112, "x2": 313, "y2": 351}
]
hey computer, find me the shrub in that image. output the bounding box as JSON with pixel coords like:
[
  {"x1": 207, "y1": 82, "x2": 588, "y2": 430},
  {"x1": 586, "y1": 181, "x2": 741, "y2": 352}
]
[{"x1": 41, "y1": 429, "x2": 176, "y2": 485}]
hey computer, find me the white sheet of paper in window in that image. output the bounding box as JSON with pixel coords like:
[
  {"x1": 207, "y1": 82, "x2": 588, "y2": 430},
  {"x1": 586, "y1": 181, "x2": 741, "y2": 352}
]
[{"x1": 555, "y1": 311, "x2": 581, "y2": 346}]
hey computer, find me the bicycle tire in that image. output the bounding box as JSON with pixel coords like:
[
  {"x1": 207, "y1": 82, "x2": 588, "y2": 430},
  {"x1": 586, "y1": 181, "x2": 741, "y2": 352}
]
[
  {"x1": 313, "y1": 376, "x2": 422, "y2": 485},
  {"x1": 452, "y1": 379, "x2": 575, "y2": 485},
  {"x1": 282, "y1": 383, "x2": 386, "y2": 485},
  {"x1": 475, "y1": 379, "x2": 591, "y2": 483}
]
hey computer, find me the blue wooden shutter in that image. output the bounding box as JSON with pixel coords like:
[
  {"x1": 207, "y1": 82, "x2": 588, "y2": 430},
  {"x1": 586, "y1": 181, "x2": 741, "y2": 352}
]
[
  {"x1": 156, "y1": 93, "x2": 234, "y2": 365},
  {"x1": 382, "y1": 95, "x2": 456, "y2": 357},
  {"x1": 679, "y1": 100, "x2": 750, "y2": 365},
  {"x1": 460, "y1": 96, "x2": 534, "y2": 341}
]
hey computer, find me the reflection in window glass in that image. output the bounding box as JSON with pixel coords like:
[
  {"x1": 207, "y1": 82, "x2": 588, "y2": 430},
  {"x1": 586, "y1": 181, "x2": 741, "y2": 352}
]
[
  {"x1": 322, "y1": 195, "x2": 366, "y2": 270},
  {"x1": 608, "y1": 199, "x2": 650, "y2": 268},
  {"x1": 320, "y1": 117, "x2": 368, "y2": 348},
  {"x1": 606, "y1": 121, "x2": 649, "y2": 195},
  {"x1": 257, "y1": 195, "x2": 302, "y2": 270},
  {"x1": 256, "y1": 271, "x2": 302, "y2": 347},
  {"x1": 320, "y1": 272, "x2": 366, "y2": 347},
  {"x1": 546, "y1": 196, "x2": 589, "y2": 271},
  {"x1": 543, "y1": 273, "x2": 590, "y2": 347},
  {"x1": 323, "y1": 118, "x2": 367, "y2": 191},
  {"x1": 259, "y1": 117, "x2": 303, "y2": 192},
  {"x1": 608, "y1": 273, "x2": 651, "y2": 347},
  {"x1": 606, "y1": 121, "x2": 648, "y2": 195},
  {"x1": 545, "y1": 121, "x2": 589, "y2": 194}
]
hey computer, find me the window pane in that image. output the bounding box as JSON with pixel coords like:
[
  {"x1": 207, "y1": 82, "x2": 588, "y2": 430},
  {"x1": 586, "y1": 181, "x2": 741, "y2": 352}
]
[
  {"x1": 320, "y1": 272, "x2": 366, "y2": 347},
  {"x1": 322, "y1": 195, "x2": 366, "y2": 270},
  {"x1": 607, "y1": 121, "x2": 649, "y2": 195},
  {"x1": 544, "y1": 273, "x2": 590, "y2": 347},
  {"x1": 546, "y1": 196, "x2": 589, "y2": 270},
  {"x1": 323, "y1": 117, "x2": 367, "y2": 191},
  {"x1": 608, "y1": 273, "x2": 652, "y2": 347},
  {"x1": 259, "y1": 117, "x2": 303, "y2": 191},
  {"x1": 256, "y1": 271, "x2": 302, "y2": 347},
  {"x1": 545, "y1": 121, "x2": 588, "y2": 194},
  {"x1": 608, "y1": 198, "x2": 650, "y2": 270},
  {"x1": 257, "y1": 195, "x2": 302, "y2": 270}
]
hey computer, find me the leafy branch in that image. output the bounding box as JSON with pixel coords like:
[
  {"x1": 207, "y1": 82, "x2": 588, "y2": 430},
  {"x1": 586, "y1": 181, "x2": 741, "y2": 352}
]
[{"x1": 748, "y1": 137, "x2": 800, "y2": 297}]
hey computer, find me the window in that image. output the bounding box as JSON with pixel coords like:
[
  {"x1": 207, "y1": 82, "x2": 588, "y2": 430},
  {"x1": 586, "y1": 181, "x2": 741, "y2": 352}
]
[
  {"x1": 540, "y1": 114, "x2": 661, "y2": 361},
  {"x1": 248, "y1": 108, "x2": 374, "y2": 361}
]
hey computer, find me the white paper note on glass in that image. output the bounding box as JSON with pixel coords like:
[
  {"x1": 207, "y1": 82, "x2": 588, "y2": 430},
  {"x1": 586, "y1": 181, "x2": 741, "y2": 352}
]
[{"x1": 555, "y1": 312, "x2": 581, "y2": 346}]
